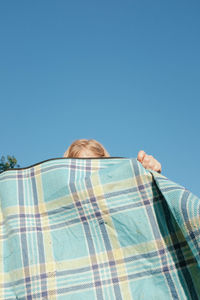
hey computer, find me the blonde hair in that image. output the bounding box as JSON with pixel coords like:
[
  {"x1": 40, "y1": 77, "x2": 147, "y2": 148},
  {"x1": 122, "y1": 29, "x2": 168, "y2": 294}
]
[{"x1": 64, "y1": 139, "x2": 110, "y2": 158}]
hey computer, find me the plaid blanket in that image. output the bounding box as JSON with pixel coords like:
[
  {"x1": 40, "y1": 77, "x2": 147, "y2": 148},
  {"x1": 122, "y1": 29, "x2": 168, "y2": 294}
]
[{"x1": 0, "y1": 158, "x2": 199, "y2": 300}]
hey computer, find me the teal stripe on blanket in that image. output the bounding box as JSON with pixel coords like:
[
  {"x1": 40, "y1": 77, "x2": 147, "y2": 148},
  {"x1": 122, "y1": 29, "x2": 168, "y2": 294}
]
[{"x1": 0, "y1": 158, "x2": 199, "y2": 299}]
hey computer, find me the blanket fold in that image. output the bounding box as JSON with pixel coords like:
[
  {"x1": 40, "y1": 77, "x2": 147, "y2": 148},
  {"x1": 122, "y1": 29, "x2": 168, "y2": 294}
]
[{"x1": 0, "y1": 158, "x2": 199, "y2": 299}]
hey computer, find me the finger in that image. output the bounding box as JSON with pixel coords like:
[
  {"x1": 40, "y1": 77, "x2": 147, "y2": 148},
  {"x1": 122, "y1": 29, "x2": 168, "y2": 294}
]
[
  {"x1": 151, "y1": 163, "x2": 159, "y2": 171},
  {"x1": 149, "y1": 161, "x2": 162, "y2": 172},
  {"x1": 147, "y1": 160, "x2": 155, "y2": 170},
  {"x1": 137, "y1": 150, "x2": 146, "y2": 162},
  {"x1": 151, "y1": 158, "x2": 161, "y2": 172},
  {"x1": 142, "y1": 155, "x2": 156, "y2": 169},
  {"x1": 142, "y1": 154, "x2": 151, "y2": 164},
  {"x1": 141, "y1": 157, "x2": 151, "y2": 169},
  {"x1": 155, "y1": 162, "x2": 162, "y2": 173}
]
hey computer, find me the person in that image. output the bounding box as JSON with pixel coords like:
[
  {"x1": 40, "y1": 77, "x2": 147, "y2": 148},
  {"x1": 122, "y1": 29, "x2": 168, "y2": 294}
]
[{"x1": 64, "y1": 139, "x2": 162, "y2": 173}]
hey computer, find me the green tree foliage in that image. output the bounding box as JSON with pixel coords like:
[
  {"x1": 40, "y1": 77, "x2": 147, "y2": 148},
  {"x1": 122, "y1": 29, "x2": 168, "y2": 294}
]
[{"x1": 0, "y1": 155, "x2": 20, "y2": 172}]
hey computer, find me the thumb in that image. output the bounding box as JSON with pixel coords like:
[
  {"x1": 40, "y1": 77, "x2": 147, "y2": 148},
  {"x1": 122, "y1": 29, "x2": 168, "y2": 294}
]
[{"x1": 137, "y1": 150, "x2": 146, "y2": 162}]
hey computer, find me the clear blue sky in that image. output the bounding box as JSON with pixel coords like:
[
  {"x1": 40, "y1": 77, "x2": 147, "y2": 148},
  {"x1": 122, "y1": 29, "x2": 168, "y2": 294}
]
[{"x1": 1, "y1": 1, "x2": 200, "y2": 196}]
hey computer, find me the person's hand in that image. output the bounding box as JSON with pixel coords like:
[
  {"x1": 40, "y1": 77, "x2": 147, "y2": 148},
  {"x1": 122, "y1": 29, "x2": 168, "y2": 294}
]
[{"x1": 137, "y1": 150, "x2": 162, "y2": 173}]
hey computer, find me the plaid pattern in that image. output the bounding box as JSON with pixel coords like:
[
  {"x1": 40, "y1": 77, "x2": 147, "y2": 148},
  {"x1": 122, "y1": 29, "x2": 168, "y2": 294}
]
[{"x1": 0, "y1": 158, "x2": 199, "y2": 300}]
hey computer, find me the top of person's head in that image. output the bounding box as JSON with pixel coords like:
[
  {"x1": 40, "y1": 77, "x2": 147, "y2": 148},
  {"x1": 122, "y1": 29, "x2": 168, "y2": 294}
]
[{"x1": 63, "y1": 139, "x2": 110, "y2": 158}]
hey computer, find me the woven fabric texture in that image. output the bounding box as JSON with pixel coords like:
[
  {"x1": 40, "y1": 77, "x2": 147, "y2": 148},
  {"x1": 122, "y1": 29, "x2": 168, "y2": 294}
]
[{"x1": 0, "y1": 158, "x2": 199, "y2": 299}]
